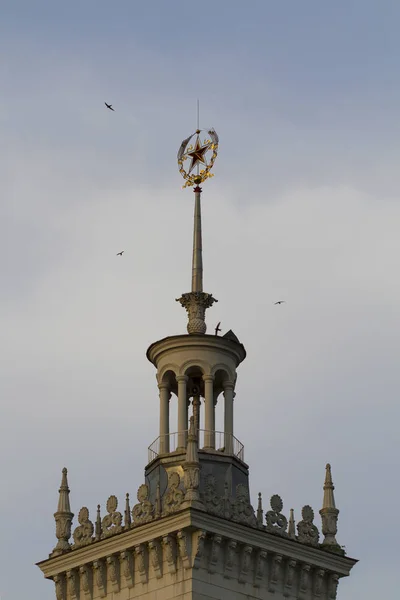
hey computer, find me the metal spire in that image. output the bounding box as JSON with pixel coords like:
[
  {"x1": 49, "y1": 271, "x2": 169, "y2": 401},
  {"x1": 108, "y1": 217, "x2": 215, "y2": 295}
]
[
  {"x1": 191, "y1": 185, "x2": 203, "y2": 292},
  {"x1": 176, "y1": 116, "x2": 219, "y2": 334}
]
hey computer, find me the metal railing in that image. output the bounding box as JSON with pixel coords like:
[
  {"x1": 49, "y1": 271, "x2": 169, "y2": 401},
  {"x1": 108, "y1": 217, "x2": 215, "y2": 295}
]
[{"x1": 148, "y1": 429, "x2": 244, "y2": 463}]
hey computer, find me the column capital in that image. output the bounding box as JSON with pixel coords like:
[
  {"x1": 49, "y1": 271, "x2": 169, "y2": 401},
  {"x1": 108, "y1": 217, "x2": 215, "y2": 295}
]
[
  {"x1": 176, "y1": 375, "x2": 189, "y2": 383},
  {"x1": 158, "y1": 382, "x2": 170, "y2": 391},
  {"x1": 223, "y1": 381, "x2": 235, "y2": 392},
  {"x1": 202, "y1": 374, "x2": 214, "y2": 383}
]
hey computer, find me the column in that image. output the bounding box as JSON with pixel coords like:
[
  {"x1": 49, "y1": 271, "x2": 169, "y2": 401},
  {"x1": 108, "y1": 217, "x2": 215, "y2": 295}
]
[
  {"x1": 224, "y1": 382, "x2": 235, "y2": 454},
  {"x1": 158, "y1": 384, "x2": 171, "y2": 454},
  {"x1": 177, "y1": 375, "x2": 188, "y2": 450},
  {"x1": 203, "y1": 375, "x2": 215, "y2": 449}
]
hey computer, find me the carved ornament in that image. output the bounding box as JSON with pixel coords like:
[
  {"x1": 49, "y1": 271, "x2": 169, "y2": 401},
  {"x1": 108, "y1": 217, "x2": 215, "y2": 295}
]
[
  {"x1": 203, "y1": 475, "x2": 223, "y2": 517},
  {"x1": 148, "y1": 540, "x2": 163, "y2": 579},
  {"x1": 79, "y1": 565, "x2": 92, "y2": 598},
  {"x1": 132, "y1": 484, "x2": 154, "y2": 524},
  {"x1": 193, "y1": 530, "x2": 207, "y2": 570},
  {"x1": 101, "y1": 496, "x2": 122, "y2": 538},
  {"x1": 329, "y1": 573, "x2": 340, "y2": 599},
  {"x1": 72, "y1": 507, "x2": 94, "y2": 548},
  {"x1": 107, "y1": 555, "x2": 120, "y2": 592},
  {"x1": 208, "y1": 534, "x2": 222, "y2": 574},
  {"x1": 232, "y1": 484, "x2": 257, "y2": 527},
  {"x1": 268, "y1": 554, "x2": 283, "y2": 592},
  {"x1": 314, "y1": 568, "x2": 326, "y2": 597},
  {"x1": 177, "y1": 530, "x2": 191, "y2": 569},
  {"x1": 135, "y1": 545, "x2": 147, "y2": 583},
  {"x1": 266, "y1": 494, "x2": 288, "y2": 536},
  {"x1": 297, "y1": 505, "x2": 320, "y2": 546},
  {"x1": 163, "y1": 535, "x2": 177, "y2": 574},
  {"x1": 54, "y1": 574, "x2": 66, "y2": 600},
  {"x1": 66, "y1": 570, "x2": 78, "y2": 599},
  {"x1": 238, "y1": 545, "x2": 253, "y2": 583},
  {"x1": 224, "y1": 539, "x2": 237, "y2": 579},
  {"x1": 254, "y1": 550, "x2": 267, "y2": 586},
  {"x1": 299, "y1": 564, "x2": 312, "y2": 596},
  {"x1": 163, "y1": 472, "x2": 184, "y2": 516},
  {"x1": 120, "y1": 551, "x2": 134, "y2": 588},
  {"x1": 93, "y1": 560, "x2": 106, "y2": 598}
]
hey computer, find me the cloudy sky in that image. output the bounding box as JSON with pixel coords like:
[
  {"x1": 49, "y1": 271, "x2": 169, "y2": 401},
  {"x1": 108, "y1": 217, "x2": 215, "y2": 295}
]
[{"x1": 1, "y1": 1, "x2": 399, "y2": 598}]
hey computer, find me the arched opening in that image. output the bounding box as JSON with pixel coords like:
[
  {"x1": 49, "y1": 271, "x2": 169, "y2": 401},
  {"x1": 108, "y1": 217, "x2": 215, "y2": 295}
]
[
  {"x1": 213, "y1": 368, "x2": 231, "y2": 450},
  {"x1": 158, "y1": 369, "x2": 177, "y2": 454}
]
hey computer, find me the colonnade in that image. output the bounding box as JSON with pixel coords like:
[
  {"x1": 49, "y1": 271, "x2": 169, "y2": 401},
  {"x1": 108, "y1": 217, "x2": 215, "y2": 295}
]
[{"x1": 158, "y1": 374, "x2": 235, "y2": 454}]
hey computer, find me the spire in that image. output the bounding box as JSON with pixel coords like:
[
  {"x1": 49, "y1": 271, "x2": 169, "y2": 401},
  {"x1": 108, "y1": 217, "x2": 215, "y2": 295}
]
[
  {"x1": 256, "y1": 492, "x2": 263, "y2": 527},
  {"x1": 322, "y1": 462, "x2": 336, "y2": 509},
  {"x1": 192, "y1": 186, "x2": 203, "y2": 292},
  {"x1": 124, "y1": 493, "x2": 131, "y2": 528},
  {"x1": 176, "y1": 127, "x2": 219, "y2": 335},
  {"x1": 319, "y1": 463, "x2": 343, "y2": 553},
  {"x1": 95, "y1": 504, "x2": 102, "y2": 541},
  {"x1": 288, "y1": 508, "x2": 296, "y2": 539},
  {"x1": 51, "y1": 468, "x2": 74, "y2": 557},
  {"x1": 57, "y1": 467, "x2": 71, "y2": 512}
]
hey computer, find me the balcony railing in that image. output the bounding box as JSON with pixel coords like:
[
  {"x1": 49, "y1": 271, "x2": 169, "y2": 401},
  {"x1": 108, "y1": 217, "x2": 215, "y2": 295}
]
[{"x1": 148, "y1": 429, "x2": 244, "y2": 464}]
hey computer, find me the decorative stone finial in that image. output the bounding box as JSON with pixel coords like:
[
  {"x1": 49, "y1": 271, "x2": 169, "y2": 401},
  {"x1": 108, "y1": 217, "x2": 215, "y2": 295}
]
[
  {"x1": 182, "y1": 416, "x2": 204, "y2": 510},
  {"x1": 51, "y1": 468, "x2": 74, "y2": 557},
  {"x1": 256, "y1": 492, "x2": 263, "y2": 527},
  {"x1": 320, "y1": 463, "x2": 344, "y2": 554},
  {"x1": 176, "y1": 186, "x2": 217, "y2": 334},
  {"x1": 288, "y1": 508, "x2": 296, "y2": 539},
  {"x1": 124, "y1": 493, "x2": 131, "y2": 528},
  {"x1": 95, "y1": 504, "x2": 102, "y2": 541}
]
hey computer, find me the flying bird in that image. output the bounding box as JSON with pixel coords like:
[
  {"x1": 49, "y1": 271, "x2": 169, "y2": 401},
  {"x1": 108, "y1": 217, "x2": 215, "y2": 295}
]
[
  {"x1": 105, "y1": 102, "x2": 115, "y2": 111},
  {"x1": 274, "y1": 301, "x2": 285, "y2": 305},
  {"x1": 215, "y1": 322, "x2": 221, "y2": 335},
  {"x1": 116, "y1": 251, "x2": 124, "y2": 256}
]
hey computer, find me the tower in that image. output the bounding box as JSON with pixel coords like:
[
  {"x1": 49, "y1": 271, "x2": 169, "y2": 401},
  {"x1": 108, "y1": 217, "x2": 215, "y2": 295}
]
[{"x1": 37, "y1": 127, "x2": 357, "y2": 599}]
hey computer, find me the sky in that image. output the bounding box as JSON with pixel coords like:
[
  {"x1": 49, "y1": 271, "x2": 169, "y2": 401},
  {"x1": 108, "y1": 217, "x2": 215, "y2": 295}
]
[{"x1": 0, "y1": 0, "x2": 399, "y2": 598}]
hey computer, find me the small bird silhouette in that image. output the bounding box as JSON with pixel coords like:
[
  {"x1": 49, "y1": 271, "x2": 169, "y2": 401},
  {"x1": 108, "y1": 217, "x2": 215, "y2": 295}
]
[
  {"x1": 215, "y1": 322, "x2": 221, "y2": 335},
  {"x1": 116, "y1": 251, "x2": 124, "y2": 256},
  {"x1": 105, "y1": 102, "x2": 115, "y2": 111},
  {"x1": 274, "y1": 301, "x2": 285, "y2": 305}
]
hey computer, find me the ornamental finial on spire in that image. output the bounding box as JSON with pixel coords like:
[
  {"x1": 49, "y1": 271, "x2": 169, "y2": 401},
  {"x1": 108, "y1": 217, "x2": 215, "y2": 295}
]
[{"x1": 177, "y1": 128, "x2": 219, "y2": 189}]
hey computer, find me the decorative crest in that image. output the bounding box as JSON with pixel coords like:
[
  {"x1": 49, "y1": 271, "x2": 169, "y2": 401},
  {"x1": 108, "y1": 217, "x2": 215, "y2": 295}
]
[
  {"x1": 177, "y1": 128, "x2": 219, "y2": 188},
  {"x1": 265, "y1": 494, "x2": 288, "y2": 536},
  {"x1": 297, "y1": 505, "x2": 320, "y2": 546}
]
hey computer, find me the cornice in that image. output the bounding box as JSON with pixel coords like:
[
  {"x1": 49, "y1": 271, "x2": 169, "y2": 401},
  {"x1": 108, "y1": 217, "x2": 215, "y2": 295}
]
[
  {"x1": 190, "y1": 510, "x2": 357, "y2": 576},
  {"x1": 37, "y1": 510, "x2": 192, "y2": 578},
  {"x1": 146, "y1": 334, "x2": 246, "y2": 367},
  {"x1": 37, "y1": 506, "x2": 357, "y2": 580}
]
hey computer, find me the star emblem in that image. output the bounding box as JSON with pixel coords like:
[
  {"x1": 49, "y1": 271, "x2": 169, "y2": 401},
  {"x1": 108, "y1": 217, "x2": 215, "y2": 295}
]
[{"x1": 186, "y1": 136, "x2": 211, "y2": 174}]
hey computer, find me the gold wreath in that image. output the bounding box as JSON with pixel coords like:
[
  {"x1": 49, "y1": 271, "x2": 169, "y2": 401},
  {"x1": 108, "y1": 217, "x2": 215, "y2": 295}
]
[{"x1": 177, "y1": 131, "x2": 219, "y2": 189}]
